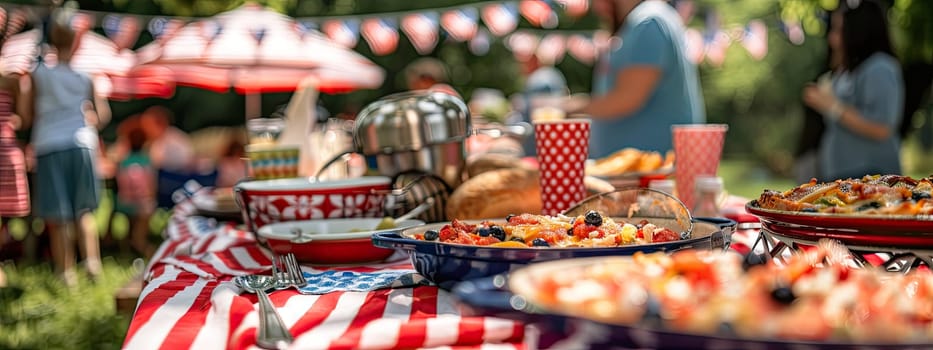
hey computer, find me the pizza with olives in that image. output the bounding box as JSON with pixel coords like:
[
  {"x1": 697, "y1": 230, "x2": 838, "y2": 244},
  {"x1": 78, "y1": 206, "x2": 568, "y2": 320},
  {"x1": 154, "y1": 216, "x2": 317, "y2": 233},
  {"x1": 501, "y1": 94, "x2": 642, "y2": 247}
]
[
  {"x1": 516, "y1": 241, "x2": 933, "y2": 343},
  {"x1": 412, "y1": 211, "x2": 683, "y2": 248},
  {"x1": 755, "y1": 175, "x2": 933, "y2": 215}
]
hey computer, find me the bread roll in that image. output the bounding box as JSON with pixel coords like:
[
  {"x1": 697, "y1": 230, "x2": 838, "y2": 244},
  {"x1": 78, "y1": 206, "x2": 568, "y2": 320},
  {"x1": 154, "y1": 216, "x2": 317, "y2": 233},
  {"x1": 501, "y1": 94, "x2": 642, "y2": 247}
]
[
  {"x1": 465, "y1": 153, "x2": 529, "y2": 178},
  {"x1": 447, "y1": 168, "x2": 541, "y2": 220},
  {"x1": 446, "y1": 168, "x2": 618, "y2": 220}
]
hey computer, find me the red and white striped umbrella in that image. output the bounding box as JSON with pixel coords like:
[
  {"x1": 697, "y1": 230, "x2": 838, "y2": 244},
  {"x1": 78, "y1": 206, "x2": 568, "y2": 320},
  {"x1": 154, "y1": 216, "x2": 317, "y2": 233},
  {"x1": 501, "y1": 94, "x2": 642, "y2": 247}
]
[{"x1": 131, "y1": 3, "x2": 384, "y2": 96}]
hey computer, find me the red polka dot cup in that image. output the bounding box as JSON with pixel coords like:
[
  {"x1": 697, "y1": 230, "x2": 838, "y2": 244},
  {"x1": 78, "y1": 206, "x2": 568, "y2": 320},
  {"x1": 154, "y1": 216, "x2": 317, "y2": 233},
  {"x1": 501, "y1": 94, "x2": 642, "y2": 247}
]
[
  {"x1": 535, "y1": 118, "x2": 591, "y2": 215},
  {"x1": 671, "y1": 124, "x2": 728, "y2": 211}
]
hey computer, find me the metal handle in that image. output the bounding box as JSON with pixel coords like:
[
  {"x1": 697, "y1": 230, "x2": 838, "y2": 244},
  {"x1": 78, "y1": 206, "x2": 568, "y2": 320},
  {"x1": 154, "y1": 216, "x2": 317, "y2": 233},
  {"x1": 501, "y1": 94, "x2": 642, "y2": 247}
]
[
  {"x1": 313, "y1": 149, "x2": 356, "y2": 180},
  {"x1": 255, "y1": 288, "x2": 293, "y2": 349}
]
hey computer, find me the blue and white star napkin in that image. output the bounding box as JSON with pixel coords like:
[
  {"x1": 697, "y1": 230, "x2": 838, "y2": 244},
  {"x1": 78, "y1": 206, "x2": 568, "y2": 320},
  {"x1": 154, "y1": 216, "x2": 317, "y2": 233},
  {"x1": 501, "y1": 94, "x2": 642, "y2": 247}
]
[{"x1": 297, "y1": 270, "x2": 431, "y2": 294}]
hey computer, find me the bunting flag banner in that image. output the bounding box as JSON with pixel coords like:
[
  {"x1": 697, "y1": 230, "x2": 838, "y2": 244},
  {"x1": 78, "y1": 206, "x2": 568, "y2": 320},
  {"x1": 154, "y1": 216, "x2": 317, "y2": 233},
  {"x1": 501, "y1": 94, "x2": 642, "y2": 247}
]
[
  {"x1": 469, "y1": 27, "x2": 491, "y2": 55},
  {"x1": 742, "y1": 19, "x2": 768, "y2": 60},
  {"x1": 481, "y1": 3, "x2": 518, "y2": 37},
  {"x1": 520, "y1": 0, "x2": 558, "y2": 29},
  {"x1": 554, "y1": 0, "x2": 589, "y2": 18},
  {"x1": 536, "y1": 33, "x2": 566, "y2": 65},
  {"x1": 441, "y1": 8, "x2": 478, "y2": 42},
  {"x1": 684, "y1": 28, "x2": 704, "y2": 64},
  {"x1": 566, "y1": 34, "x2": 596, "y2": 64},
  {"x1": 361, "y1": 17, "x2": 399, "y2": 56},
  {"x1": 506, "y1": 31, "x2": 539, "y2": 61},
  {"x1": 401, "y1": 12, "x2": 439, "y2": 54},
  {"x1": 323, "y1": 18, "x2": 360, "y2": 48}
]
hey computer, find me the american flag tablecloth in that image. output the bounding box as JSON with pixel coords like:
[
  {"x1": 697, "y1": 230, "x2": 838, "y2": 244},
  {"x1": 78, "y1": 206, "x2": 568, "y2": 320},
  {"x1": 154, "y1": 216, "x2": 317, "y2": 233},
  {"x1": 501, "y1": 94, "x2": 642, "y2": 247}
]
[
  {"x1": 122, "y1": 195, "x2": 774, "y2": 350},
  {"x1": 121, "y1": 201, "x2": 525, "y2": 350}
]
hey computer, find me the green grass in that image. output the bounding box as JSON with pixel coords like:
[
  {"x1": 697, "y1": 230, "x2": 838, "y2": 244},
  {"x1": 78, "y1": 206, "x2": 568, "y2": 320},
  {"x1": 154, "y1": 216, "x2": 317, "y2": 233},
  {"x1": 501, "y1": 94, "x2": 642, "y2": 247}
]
[
  {"x1": 0, "y1": 257, "x2": 139, "y2": 350},
  {"x1": 719, "y1": 158, "x2": 796, "y2": 199}
]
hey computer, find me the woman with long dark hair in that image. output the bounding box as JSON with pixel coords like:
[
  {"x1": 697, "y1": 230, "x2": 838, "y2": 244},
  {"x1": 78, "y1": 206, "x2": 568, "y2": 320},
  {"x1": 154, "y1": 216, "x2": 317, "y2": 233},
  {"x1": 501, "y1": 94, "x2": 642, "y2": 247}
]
[{"x1": 802, "y1": 0, "x2": 904, "y2": 180}]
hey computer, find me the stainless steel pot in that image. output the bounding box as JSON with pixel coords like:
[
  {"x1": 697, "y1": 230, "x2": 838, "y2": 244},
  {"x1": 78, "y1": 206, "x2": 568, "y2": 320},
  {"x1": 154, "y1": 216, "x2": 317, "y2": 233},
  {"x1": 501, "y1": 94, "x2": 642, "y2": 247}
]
[{"x1": 316, "y1": 90, "x2": 471, "y2": 188}]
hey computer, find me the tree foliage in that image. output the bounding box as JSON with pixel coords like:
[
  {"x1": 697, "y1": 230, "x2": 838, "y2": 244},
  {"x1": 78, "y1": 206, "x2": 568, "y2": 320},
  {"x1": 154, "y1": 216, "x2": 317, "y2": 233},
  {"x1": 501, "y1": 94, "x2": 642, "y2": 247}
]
[{"x1": 41, "y1": 0, "x2": 931, "y2": 174}]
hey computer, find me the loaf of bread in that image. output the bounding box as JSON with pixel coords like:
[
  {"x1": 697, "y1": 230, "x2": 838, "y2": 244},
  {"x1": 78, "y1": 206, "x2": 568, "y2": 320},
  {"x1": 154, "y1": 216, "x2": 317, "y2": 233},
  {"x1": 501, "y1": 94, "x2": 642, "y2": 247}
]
[
  {"x1": 447, "y1": 168, "x2": 542, "y2": 220},
  {"x1": 446, "y1": 168, "x2": 618, "y2": 220}
]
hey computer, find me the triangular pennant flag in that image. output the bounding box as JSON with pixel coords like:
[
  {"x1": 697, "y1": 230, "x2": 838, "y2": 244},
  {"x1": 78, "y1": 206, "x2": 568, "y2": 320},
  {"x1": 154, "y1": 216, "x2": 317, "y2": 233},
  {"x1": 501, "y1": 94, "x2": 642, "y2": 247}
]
[
  {"x1": 102, "y1": 14, "x2": 121, "y2": 39},
  {"x1": 469, "y1": 28, "x2": 491, "y2": 55},
  {"x1": 566, "y1": 34, "x2": 596, "y2": 64},
  {"x1": 520, "y1": 0, "x2": 557, "y2": 28},
  {"x1": 402, "y1": 12, "x2": 439, "y2": 55},
  {"x1": 481, "y1": 3, "x2": 518, "y2": 37},
  {"x1": 506, "y1": 31, "x2": 539, "y2": 61},
  {"x1": 783, "y1": 20, "x2": 805, "y2": 45},
  {"x1": 0, "y1": 8, "x2": 7, "y2": 35},
  {"x1": 742, "y1": 19, "x2": 768, "y2": 60},
  {"x1": 113, "y1": 16, "x2": 141, "y2": 50},
  {"x1": 4, "y1": 9, "x2": 27, "y2": 41},
  {"x1": 684, "y1": 28, "x2": 704, "y2": 64},
  {"x1": 554, "y1": 0, "x2": 589, "y2": 18},
  {"x1": 323, "y1": 19, "x2": 360, "y2": 48},
  {"x1": 362, "y1": 17, "x2": 399, "y2": 56},
  {"x1": 441, "y1": 8, "x2": 478, "y2": 42},
  {"x1": 70, "y1": 12, "x2": 94, "y2": 34},
  {"x1": 704, "y1": 30, "x2": 730, "y2": 67},
  {"x1": 147, "y1": 17, "x2": 168, "y2": 39},
  {"x1": 536, "y1": 33, "x2": 566, "y2": 66},
  {"x1": 296, "y1": 20, "x2": 318, "y2": 36},
  {"x1": 675, "y1": 0, "x2": 696, "y2": 24}
]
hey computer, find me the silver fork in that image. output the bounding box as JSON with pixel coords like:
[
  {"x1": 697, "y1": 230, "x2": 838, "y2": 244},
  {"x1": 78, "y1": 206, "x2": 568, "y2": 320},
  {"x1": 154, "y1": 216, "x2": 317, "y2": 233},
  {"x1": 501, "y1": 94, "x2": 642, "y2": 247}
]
[
  {"x1": 271, "y1": 253, "x2": 292, "y2": 290},
  {"x1": 282, "y1": 253, "x2": 308, "y2": 290}
]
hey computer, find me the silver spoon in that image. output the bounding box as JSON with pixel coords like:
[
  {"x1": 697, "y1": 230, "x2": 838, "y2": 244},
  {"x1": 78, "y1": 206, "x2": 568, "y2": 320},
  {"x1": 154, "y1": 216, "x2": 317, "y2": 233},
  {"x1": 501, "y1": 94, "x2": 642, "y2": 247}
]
[{"x1": 233, "y1": 275, "x2": 293, "y2": 349}]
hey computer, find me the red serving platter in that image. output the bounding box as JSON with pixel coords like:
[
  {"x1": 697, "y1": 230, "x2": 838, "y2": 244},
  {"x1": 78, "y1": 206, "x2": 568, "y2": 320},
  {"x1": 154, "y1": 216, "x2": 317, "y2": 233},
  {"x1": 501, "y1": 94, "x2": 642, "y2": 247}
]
[{"x1": 745, "y1": 200, "x2": 933, "y2": 248}]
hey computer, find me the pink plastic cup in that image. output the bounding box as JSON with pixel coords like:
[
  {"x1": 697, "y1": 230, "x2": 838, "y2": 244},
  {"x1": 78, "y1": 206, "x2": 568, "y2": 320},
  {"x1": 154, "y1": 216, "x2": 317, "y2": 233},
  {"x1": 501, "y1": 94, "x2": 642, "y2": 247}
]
[
  {"x1": 672, "y1": 124, "x2": 728, "y2": 210},
  {"x1": 535, "y1": 119, "x2": 591, "y2": 215}
]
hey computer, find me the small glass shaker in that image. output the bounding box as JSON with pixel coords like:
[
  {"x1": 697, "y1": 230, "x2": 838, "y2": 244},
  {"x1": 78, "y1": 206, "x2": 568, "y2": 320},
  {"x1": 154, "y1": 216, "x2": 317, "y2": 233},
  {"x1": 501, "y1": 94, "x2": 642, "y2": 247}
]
[{"x1": 692, "y1": 175, "x2": 724, "y2": 218}]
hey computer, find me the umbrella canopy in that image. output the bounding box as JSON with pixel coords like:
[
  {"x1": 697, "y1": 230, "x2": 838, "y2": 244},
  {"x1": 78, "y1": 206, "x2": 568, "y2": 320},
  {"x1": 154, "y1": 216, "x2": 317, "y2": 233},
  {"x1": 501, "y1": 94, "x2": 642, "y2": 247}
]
[
  {"x1": 131, "y1": 3, "x2": 385, "y2": 95},
  {"x1": 0, "y1": 28, "x2": 174, "y2": 100}
]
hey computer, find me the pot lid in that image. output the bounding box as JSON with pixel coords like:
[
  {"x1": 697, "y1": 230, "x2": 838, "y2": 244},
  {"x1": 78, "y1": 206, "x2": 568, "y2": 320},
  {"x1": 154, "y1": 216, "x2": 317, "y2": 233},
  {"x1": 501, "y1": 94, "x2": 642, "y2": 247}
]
[{"x1": 353, "y1": 90, "x2": 471, "y2": 155}]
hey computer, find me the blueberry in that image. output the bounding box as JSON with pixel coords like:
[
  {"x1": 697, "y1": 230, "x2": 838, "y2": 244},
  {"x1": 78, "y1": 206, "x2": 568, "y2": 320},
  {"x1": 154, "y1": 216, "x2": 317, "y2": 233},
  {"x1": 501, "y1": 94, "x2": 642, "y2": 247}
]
[
  {"x1": 801, "y1": 207, "x2": 818, "y2": 213},
  {"x1": 912, "y1": 191, "x2": 932, "y2": 201},
  {"x1": 770, "y1": 286, "x2": 796, "y2": 304},
  {"x1": 423, "y1": 230, "x2": 439, "y2": 241},
  {"x1": 477, "y1": 227, "x2": 490, "y2": 237},
  {"x1": 584, "y1": 210, "x2": 603, "y2": 226},
  {"x1": 505, "y1": 214, "x2": 516, "y2": 222},
  {"x1": 510, "y1": 236, "x2": 525, "y2": 243},
  {"x1": 566, "y1": 227, "x2": 574, "y2": 236},
  {"x1": 489, "y1": 226, "x2": 507, "y2": 241},
  {"x1": 742, "y1": 252, "x2": 769, "y2": 271},
  {"x1": 531, "y1": 238, "x2": 549, "y2": 247}
]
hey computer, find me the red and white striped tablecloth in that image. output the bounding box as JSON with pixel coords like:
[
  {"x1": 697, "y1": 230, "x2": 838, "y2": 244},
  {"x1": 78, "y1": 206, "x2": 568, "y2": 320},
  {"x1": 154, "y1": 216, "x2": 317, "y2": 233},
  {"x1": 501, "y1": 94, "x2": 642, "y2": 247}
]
[
  {"x1": 122, "y1": 201, "x2": 525, "y2": 350},
  {"x1": 122, "y1": 197, "x2": 770, "y2": 350}
]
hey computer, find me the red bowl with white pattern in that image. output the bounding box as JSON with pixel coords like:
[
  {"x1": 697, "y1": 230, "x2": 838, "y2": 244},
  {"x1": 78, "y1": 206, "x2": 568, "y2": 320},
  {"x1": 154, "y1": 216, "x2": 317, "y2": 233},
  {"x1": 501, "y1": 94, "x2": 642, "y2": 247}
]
[
  {"x1": 234, "y1": 176, "x2": 393, "y2": 232},
  {"x1": 257, "y1": 218, "x2": 425, "y2": 264}
]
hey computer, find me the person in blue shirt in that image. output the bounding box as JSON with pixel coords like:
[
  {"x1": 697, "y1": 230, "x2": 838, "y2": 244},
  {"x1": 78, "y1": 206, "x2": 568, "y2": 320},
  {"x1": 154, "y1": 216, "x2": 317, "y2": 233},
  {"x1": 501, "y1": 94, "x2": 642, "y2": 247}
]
[
  {"x1": 802, "y1": 0, "x2": 903, "y2": 181},
  {"x1": 571, "y1": 0, "x2": 705, "y2": 158}
]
